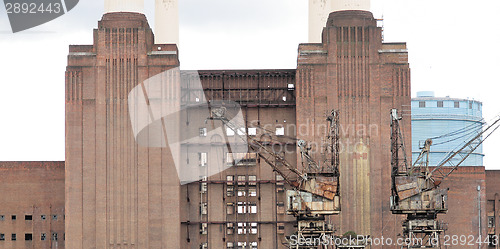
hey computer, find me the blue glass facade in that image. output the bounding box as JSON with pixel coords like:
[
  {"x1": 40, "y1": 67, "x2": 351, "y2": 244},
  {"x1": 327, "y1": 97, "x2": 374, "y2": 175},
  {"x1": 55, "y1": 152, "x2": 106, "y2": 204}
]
[{"x1": 411, "y1": 92, "x2": 484, "y2": 166}]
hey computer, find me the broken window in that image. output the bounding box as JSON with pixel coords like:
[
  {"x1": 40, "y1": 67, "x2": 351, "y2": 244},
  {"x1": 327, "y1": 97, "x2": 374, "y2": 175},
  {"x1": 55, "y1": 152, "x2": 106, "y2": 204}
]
[
  {"x1": 227, "y1": 153, "x2": 257, "y2": 166},
  {"x1": 0, "y1": 215, "x2": 4, "y2": 221},
  {"x1": 200, "y1": 223, "x2": 208, "y2": 235},
  {"x1": 226, "y1": 127, "x2": 235, "y2": 136},
  {"x1": 52, "y1": 233, "x2": 58, "y2": 241},
  {"x1": 248, "y1": 128, "x2": 257, "y2": 136},
  {"x1": 0, "y1": 234, "x2": 4, "y2": 241},
  {"x1": 226, "y1": 223, "x2": 234, "y2": 235},
  {"x1": 41, "y1": 215, "x2": 46, "y2": 220},
  {"x1": 237, "y1": 223, "x2": 246, "y2": 235},
  {"x1": 227, "y1": 203, "x2": 235, "y2": 215},
  {"x1": 41, "y1": 233, "x2": 46, "y2": 241},
  {"x1": 237, "y1": 202, "x2": 247, "y2": 214},
  {"x1": 249, "y1": 202, "x2": 257, "y2": 214},
  {"x1": 199, "y1": 152, "x2": 208, "y2": 167},
  {"x1": 275, "y1": 127, "x2": 285, "y2": 136},
  {"x1": 25, "y1": 234, "x2": 32, "y2": 241},
  {"x1": 488, "y1": 216, "x2": 495, "y2": 228},
  {"x1": 199, "y1": 128, "x2": 207, "y2": 137},
  {"x1": 250, "y1": 223, "x2": 258, "y2": 234},
  {"x1": 248, "y1": 175, "x2": 257, "y2": 185},
  {"x1": 227, "y1": 186, "x2": 235, "y2": 197},
  {"x1": 200, "y1": 242, "x2": 208, "y2": 249},
  {"x1": 200, "y1": 203, "x2": 208, "y2": 215},
  {"x1": 278, "y1": 223, "x2": 285, "y2": 234},
  {"x1": 248, "y1": 187, "x2": 257, "y2": 197},
  {"x1": 52, "y1": 215, "x2": 57, "y2": 221}
]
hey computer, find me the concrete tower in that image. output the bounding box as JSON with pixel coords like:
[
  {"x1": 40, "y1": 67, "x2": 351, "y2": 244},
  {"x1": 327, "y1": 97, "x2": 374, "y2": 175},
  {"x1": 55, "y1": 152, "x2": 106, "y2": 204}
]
[
  {"x1": 155, "y1": 0, "x2": 179, "y2": 45},
  {"x1": 104, "y1": 0, "x2": 144, "y2": 13},
  {"x1": 309, "y1": 0, "x2": 370, "y2": 42}
]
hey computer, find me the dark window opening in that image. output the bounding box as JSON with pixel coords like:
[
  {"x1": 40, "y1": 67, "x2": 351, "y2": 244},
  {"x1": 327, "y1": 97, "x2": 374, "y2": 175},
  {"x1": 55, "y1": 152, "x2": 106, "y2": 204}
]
[
  {"x1": 469, "y1": 102, "x2": 473, "y2": 109},
  {"x1": 11, "y1": 215, "x2": 16, "y2": 220},
  {"x1": 25, "y1": 215, "x2": 32, "y2": 221},
  {"x1": 11, "y1": 234, "x2": 16, "y2": 241},
  {"x1": 437, "y1": 101, "x2": 444, "y2": 107},
  {"x1": 41, "y1": 215, "x2": 46, "y2": 220},
  {"x1": 0, "y1": 215, "x2": 4, "y2": 221},
  {"x1": 25, "y1": 234, "x2": 32, "y2": 241},
  {"x1": 454, "y1": 101, "x2": 460, "y2": 108},
  {"x1": 419, "y1": 101, "x2": 426, "y2": 108},
  {"x1": 0, "y1": 234, "x2": 5, "y2": 241},
  {"x1": 41, "y1": 233, "x2": 46, "y2": 241},
  {"x1": 52, "y1": 215, "x2": 57, "y2": 221},
  {"x1": 52, "y1": 233, "x2": 58, "y2": 241}
]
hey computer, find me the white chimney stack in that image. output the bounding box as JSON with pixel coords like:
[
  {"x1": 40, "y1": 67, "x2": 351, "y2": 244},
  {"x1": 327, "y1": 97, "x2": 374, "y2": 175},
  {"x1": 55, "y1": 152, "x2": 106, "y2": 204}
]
[
  {"x1": 155, "y1": 0, "x2": 180, "y2": 45},
  {"x1": 309, "y1": 0, "x2": 370, "y2": 43},
  {"x1": 104, "y1": 0, "x2": 144, "y2": 13}
]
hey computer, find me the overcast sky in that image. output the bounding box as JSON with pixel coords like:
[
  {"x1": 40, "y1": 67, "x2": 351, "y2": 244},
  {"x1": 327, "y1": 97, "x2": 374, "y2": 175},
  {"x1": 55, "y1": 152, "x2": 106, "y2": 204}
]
[{"x1": 0, "y1": 0, "x2": 499, "y2": 169}]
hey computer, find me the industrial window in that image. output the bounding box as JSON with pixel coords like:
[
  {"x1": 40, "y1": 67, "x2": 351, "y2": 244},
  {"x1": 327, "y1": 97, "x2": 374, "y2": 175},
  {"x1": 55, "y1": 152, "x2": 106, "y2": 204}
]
[
  {"x1": 227, "y1": 186, "x2": 235, "y2": 197},
  {"x1": 227, "y1": 153, "x2": 257, "y2": 166},
  {"x1": 237, "y1": 202, "x2": 247, "y2": 214},
  {"x1": 437, "y1": 101, "x2": 444, "y2": 107},
  {"x1": 248, "y1": 187, "x2": 257, "y2": 197},
  {"x1": 249, "y1": 202, "x2": 257, "y2": 214},
  {"x1": 250, "y1": 241, "x2": 258, "y2": 249},
  {"x1": 25, "y1": 234, "x2": 32, "y2": 241},
  {"x1": 237, "y1": 175, "x2": 246, "y2": 185},
  {"x1": 200, "y1": 181, "x2": 207, "y2": 194},
  {"x1": 278, "y1": 223, "x2": 285, "y2": 234},
  {"x1": 199, "y1": 152, "x2": 208, "y2": 167},
  {"x1": 11, "y1": 215, "x2": 16, "y2": 220},
  {"x1": 41, "y1": 233, "x2": 46, "y2": 241},
  {"x1": 454, "y1": 101, "x2": 460, "y2": 108},
  {"x1": 237, "y1": 223, "x2": 246, "y2": 234},
  {"x1": 276, "y1": 174, "x2": 284, "y2": 192},
  {"x1": 248, "y1": 128, "x2": 257, "y2": 136},
  {"x1": 282, "y1": 96, "x2": 287, "y2": 102},
  {"x1": 200, "y1": 203, "x2": 208, "y2": 215},
  {"x1": 250, "y1": 223, "x2": 258, "y2": 234},
  {"x1": 52, "y1": 215, "x2": 58, "y2": 221},
  {"x1": 41, "y1": 215, "x2": 46, "y2": 220},
  {"x1": 226, "y1": 127, "x2": 235, "y2": 136},
  {"x1": 275, "y1": 127, "x2": 285, "y2": 136},
  {"x1": 200, "y1": 223, "x2": 208, "y2": 234},
  {"x1": 238, "y1": 242, "x2": 247, "y2": 249},
  {"x1": 227, "y1": 242, "x2": 234, "y2": 248},
  {"x1": 0, "y1": 234, "x2": 4, "y2": 241},
  {"x1": 288, "y1": 83, "x2": 295, "y2": 89},
  {"x1": 419, "y1": 101, "x2": 426, "y2": 108},
  {"x1": 227, "y1": 203, "x2": 234, "y2": 215},
  {"x1": 237, "y1": 188, "x2": 246, "y2": 197},
  {"x1": 200, "y1": 242, "x2": 208, "y2": 249},
  {"x1": 52, "y1": 233, "x2": 58, "y2": 241},
  {"x1": 25, "y1": 215, "x2": 32, "y2": 221},
  {"x1": 227, "y1": 175, "x2": 234, "y2": 185},
  {"x1": 248, "y1": 175, "x2": 257, "y2": 185},
  {"x1": 11, "y1": 234, "x2": 16, "y2": 241},
  {"x1": 277, "y1": 202, "x2": 285, "y2": 214},
  {"x1": 237, "y1": 128, "x2": 246, "y2": 136},
  {"x1": 199, "y1": 128, "x2": 207, "y2": 137},
  {"x1": 227, "y1": 223, "x2": 234, "y2": 235},
  {"x1": 469, "y1": 102, "x2": 473, "y2": 109},
  {"x1": 488, "y1": 216, "x2": 495, "y2": 228},
  {"x1": 0, "y1": 215, "x2": 4, "y2": 221}
]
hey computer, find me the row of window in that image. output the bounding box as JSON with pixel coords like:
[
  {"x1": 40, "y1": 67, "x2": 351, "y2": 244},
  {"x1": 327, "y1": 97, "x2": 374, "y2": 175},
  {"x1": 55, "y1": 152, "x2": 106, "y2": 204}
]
[
  {"x1": 199, "y1": 175, "x2": 285, "y2": 195},
  {"x1": 197, "y1": 153, "x2": 258, "y2": 167},
  {"x1": 200, "y1": 241, "x2": 258, "y2": 249},
  {"x1": 199, "y1": 127, "x2": 286, "y2": 137},
  {"x1": 418, "y1": 100, "x2": 480, "y2": 110},
  {"x1": 0, "y1": 233, "x2": 60, "y2": 241},
  {"x1": 0, "y1": 215, "x2": 59, "y2": 221}
]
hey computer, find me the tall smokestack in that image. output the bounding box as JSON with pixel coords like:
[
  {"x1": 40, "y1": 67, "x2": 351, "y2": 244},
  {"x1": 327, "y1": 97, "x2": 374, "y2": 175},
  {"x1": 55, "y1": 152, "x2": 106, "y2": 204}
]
[
  {"x1": 155, "y1": 0, "x2": 179, "y2": 45},
  {"x1": 309, "y1": 0, "x2": 370, "y2": 43},
  {"x1": 104, "y1": 0, "x2": 144, "y2": 13}
]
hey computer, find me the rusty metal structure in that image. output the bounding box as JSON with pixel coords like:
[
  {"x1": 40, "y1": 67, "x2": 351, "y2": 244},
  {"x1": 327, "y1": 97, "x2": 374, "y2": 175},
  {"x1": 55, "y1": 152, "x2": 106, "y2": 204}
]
[
  {"x1": 209, "y1": 107, "x2": 341, "y2": 249},
  {"x1": 390, "y1": 109, "x2": 500, "y2": 248}
]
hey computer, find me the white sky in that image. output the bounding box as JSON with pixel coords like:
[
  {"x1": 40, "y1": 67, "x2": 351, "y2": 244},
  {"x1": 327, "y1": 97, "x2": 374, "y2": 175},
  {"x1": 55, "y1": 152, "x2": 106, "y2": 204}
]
[{"x1": 0, "y1": 0, "x2": 499, "y2": 169}]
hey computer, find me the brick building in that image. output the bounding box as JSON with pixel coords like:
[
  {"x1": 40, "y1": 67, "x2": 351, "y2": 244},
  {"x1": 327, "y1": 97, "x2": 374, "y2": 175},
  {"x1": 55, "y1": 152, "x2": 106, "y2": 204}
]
[{"x1": 0, "y1": 7, "x2": 498, "y2": 249}]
